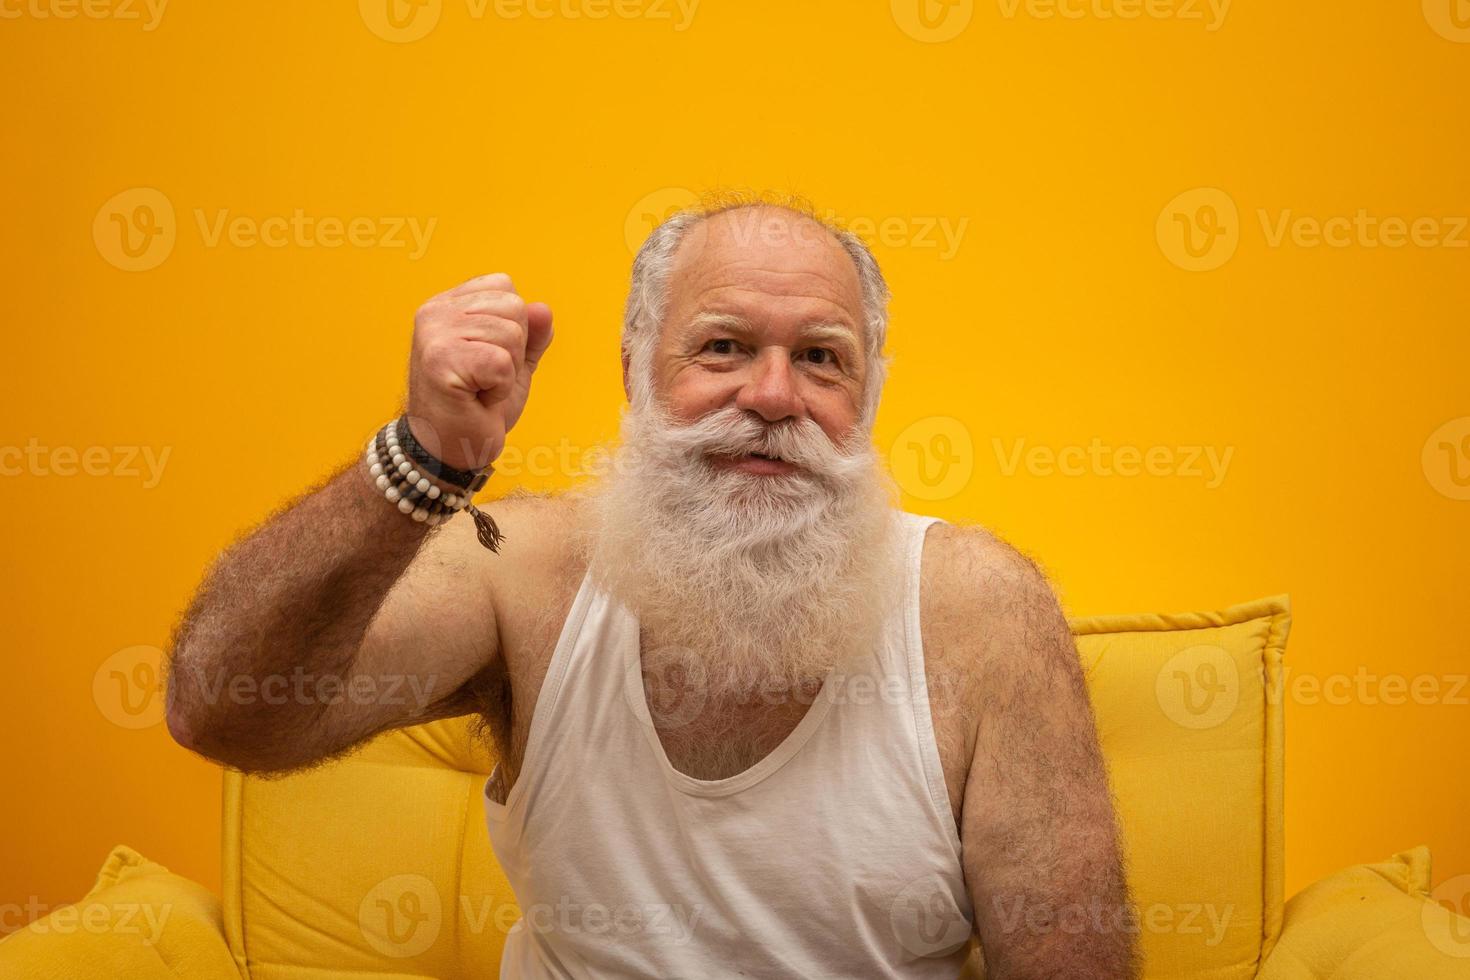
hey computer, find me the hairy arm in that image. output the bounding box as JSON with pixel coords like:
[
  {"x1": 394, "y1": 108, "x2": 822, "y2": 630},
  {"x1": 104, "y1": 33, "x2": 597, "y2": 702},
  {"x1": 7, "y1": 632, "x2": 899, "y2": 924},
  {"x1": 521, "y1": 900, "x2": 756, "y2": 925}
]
[
  {"x1": 163, "y1": 456, "x2": 502, "y2": 775},
  {"x1": 945, "y1": 530, "x2": 1141, "y2": 979},
  {"x1": 165, "y1": 273, "x2": 554, "y2": 776}
]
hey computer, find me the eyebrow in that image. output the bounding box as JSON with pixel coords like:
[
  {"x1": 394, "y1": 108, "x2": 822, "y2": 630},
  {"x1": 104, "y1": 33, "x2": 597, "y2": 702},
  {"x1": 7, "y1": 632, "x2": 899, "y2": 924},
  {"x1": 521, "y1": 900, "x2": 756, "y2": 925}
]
[{"x1": 683, "y1": 312, "x2": 862, "y2": 361}]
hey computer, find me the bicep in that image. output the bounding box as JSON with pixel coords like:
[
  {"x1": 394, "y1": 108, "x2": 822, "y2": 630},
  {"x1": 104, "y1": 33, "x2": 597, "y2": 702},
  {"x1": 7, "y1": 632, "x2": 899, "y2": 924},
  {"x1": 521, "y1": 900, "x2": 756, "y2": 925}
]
[
  {"x1": 333, "y1": 508, "x2": 502, "y2": 739},
  {"x1": 958, "y1": 562, "x2": 1138, "y2": 977}
]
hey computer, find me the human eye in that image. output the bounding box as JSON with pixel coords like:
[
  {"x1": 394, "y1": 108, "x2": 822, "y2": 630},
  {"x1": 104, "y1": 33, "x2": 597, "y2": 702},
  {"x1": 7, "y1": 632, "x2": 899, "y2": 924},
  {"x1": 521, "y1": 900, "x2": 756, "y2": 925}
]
[
  {"x1": 703, "y1": 337, "x2": 741, "y2": 355},
  {"x1": 800, "y1": 347, "x2": 841, "y2": 368}
]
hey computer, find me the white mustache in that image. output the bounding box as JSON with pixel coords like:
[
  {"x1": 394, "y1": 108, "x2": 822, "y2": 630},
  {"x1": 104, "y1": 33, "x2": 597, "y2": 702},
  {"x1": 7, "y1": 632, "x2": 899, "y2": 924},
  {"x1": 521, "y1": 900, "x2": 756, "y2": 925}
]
[{"x1": 636, "y1": 402, "x2": 871, "y2": 488}]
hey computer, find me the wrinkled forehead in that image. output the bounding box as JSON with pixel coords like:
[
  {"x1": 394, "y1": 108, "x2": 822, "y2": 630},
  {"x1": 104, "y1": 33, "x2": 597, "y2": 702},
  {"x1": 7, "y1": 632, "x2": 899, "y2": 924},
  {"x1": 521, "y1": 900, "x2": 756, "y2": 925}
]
[{"x1": 667, "y1": 207, "x2": 865, "y2": 318}]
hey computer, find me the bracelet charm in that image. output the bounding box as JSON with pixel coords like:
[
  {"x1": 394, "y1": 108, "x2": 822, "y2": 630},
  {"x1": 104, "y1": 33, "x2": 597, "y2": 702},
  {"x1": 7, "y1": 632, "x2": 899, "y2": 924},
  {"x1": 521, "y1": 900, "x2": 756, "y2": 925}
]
[{"x1": 362, "y1": 418, "x2": 504, "y2": 553}]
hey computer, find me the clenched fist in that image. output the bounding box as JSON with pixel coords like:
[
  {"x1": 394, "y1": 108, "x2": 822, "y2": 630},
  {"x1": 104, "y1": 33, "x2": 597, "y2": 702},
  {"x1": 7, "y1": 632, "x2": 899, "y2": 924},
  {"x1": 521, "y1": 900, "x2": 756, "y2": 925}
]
[{"x1": 406, "y1": 273, "x2": 555, "y2": 472}]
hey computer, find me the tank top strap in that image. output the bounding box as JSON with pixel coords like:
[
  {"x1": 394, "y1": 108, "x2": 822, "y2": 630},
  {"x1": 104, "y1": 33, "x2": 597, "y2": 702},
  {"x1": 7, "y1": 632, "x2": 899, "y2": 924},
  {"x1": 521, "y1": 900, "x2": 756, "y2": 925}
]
[
  {"x1": 482, "y1": 562, "x2": 612, "y2": 818},
  {"x1": 893, "y1": 511, "x2": 958, "y2": 854}
]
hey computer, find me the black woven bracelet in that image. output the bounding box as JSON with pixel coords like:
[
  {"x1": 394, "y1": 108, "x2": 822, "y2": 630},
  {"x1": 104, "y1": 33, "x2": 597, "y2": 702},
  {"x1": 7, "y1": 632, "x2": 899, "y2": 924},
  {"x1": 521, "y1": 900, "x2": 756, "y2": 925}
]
[{"x1": 395, "y1": 415, "x2": 492, "y2": 493}]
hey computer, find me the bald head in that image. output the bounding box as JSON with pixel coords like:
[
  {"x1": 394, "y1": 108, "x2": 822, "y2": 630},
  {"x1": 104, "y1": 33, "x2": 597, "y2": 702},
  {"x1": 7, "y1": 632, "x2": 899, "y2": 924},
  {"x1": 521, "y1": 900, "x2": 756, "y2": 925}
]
[{"x1": 623, "y1": 198, "x2": 892, "y2": 438}]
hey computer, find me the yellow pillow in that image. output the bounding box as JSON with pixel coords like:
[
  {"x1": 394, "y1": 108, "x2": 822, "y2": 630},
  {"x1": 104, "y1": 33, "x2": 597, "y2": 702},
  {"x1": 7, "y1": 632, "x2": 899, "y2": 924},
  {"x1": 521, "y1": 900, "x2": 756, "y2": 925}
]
[
  {"x1": 1070, "y1": 595, "x2": 1290, "y2": 979},
  {"x1": 0, "y1": 844, "x2": 238, "y2": 979},
  {"x1": 1257, "y1": 846, "x2": 1470, "y2": 980},
  {"x1": 222, "y1": 718, "x2": 514, "y2": 977}
]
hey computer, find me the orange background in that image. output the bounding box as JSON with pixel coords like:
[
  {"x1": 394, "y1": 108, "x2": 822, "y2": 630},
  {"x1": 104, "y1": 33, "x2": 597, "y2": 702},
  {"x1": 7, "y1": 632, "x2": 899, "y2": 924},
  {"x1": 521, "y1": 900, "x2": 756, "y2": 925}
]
[{"x1": 2, "y1": 0, "x2": 1467, "y2": 928}]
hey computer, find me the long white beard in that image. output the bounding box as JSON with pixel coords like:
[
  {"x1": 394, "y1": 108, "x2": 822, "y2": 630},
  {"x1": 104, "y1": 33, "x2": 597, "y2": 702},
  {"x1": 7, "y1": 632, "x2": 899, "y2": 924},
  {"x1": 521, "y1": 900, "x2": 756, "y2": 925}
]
[{"x1": 570, "y1": 398, "x2": 908, "y2": 716}]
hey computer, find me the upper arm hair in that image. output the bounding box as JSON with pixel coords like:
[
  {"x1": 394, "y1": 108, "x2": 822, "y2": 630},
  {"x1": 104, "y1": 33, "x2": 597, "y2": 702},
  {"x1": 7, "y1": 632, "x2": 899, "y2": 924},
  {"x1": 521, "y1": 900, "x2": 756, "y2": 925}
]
[
  {"x1": 936, "y1": 525, "x2": 1138, "y2": 977},
  {"x1": 941, "y1": 528, "x2": 1101, "y2": 821},
  {"x1": 925, "y1": 524, "x2": 1088, "y2": 764},
  {"x1": 273, "y1": 488, "x2": 564, "y2": 778}
]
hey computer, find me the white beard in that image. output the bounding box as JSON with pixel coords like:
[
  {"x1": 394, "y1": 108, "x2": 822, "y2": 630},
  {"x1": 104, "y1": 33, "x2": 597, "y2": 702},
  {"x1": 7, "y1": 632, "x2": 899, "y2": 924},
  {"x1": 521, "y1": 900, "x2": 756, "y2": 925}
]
[{"x1": 570, "y1": 398, "x2": 908, "y2": 724}]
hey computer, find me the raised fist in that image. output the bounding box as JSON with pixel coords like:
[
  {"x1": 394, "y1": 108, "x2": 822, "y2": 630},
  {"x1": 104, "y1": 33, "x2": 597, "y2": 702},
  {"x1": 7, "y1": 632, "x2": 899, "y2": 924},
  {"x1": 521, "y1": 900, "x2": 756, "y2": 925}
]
[{"x1": 405, "y1": 273, "x2": 554, "y2": 472}]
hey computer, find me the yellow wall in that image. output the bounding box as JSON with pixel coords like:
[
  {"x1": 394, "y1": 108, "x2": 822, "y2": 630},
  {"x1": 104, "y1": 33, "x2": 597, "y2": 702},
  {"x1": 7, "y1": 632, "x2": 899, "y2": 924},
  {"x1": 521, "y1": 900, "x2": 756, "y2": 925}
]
[{"x1": 2, "y1": 0, "x2": 1467, "y2": 931}]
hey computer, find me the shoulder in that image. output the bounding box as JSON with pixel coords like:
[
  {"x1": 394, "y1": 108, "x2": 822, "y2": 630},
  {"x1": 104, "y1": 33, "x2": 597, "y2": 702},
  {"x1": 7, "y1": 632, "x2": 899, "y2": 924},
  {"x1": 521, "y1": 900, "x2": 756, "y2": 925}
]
[
  {"x1": 421, "y1": 486, "x2": 584, "y2": 587},
  {"x1": 917, "y1": 518, "x2": 1077, "y2": 709},
  {"x1": 477, "y1": 488, "x2": 586, "y2": 572},
  {"x1": 919, "y1": 518, "x2": 1061, "y2": 624},
  {"x1": 474, "y1": 488, "x2": 589, "y2": 615},
  {"x1": 426, "y1": 487, "x2": 588, "y2": 658}
]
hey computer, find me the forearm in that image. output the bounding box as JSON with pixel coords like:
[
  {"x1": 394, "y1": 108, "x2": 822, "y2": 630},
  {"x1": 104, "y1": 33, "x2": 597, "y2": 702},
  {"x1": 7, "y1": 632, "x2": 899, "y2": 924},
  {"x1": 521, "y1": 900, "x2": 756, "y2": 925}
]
[
  {"x1": 975, "y1": 807, "x2": 1140, "y2": 979},
  {"x1": 164, "y1": 453, "x2": 430, "y2": 769}
]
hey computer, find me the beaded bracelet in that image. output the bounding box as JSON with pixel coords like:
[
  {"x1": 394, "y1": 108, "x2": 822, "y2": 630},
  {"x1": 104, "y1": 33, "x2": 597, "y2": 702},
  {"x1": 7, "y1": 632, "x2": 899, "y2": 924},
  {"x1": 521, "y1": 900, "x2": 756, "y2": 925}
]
[{"x1": 363, "y1": 419, "x2": 505, "y2": 553}]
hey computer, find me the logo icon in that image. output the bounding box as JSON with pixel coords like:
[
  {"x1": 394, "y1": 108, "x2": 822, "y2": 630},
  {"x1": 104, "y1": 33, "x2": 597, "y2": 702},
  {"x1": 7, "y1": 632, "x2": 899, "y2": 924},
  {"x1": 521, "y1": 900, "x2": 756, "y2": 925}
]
[
  {"x1": 93, "y1": 188, "x2": 175, "y2": 272},
  {"x1": 359, "y1": 874, "x2": 442, "y2": 958},
  {"x1": 892, "y1": 0, "x2": 975, "y2": 42},
  {"x1": 1424, "y1": 874, "x2": 1470, "y2": 958},
  {"x1": 890, "y1": 873, "x2": 972, "y2": 957},
  {"x1": 624, "y1": 187, "x2": 698, "y2": 253},
  {"x1": 1424, "y1": 0, "x2": 1470, "y2": 42},
  {"x1": 93, "y1": 645, "x2": 166, "y2": 729},
  {"x1": 1156, "y1": 645, "x2": 1239, "y2": 730},
  {"x1": 360, "y1": 0, "x2": 442, "y2": 43},
  {"x1": 624, "y1": 642, "x2": 709, "y2": 732},
  {"x1": 1423, "y1": 416, "x2": 1470, "y2": 501},
  {"x1": 889, "y1": 416, "x2": 973, "y2": 501},
  {"x1": 1156, "y1": 187, "x2": 1239, "y2": 272}
]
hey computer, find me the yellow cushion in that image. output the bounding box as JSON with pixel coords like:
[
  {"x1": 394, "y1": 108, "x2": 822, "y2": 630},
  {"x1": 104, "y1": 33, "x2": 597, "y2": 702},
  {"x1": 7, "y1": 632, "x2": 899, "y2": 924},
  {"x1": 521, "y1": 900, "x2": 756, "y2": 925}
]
[
  {"x1": 0, "y1": 844, "x2": 238, "y2": 979},
  {"x1": 222, "y1": 717, "x2": 512, "y2": 978},
  {"x1": 1071, "y1": 594, "x2": 1289, "y2": 980},
  {"x1": 222, "y1": 595, "x2": 1290, "y2": 979},
  {"x1": 1257, "y1": 845, "x2": 1470, "y2": 979}
]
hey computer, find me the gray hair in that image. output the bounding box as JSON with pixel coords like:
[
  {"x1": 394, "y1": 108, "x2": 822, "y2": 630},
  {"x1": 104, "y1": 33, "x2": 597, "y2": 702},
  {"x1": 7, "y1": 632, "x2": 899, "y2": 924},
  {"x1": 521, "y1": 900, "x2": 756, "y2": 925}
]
[{"x1": 621, "y1": 192, "x2": 892, "y2": 433}]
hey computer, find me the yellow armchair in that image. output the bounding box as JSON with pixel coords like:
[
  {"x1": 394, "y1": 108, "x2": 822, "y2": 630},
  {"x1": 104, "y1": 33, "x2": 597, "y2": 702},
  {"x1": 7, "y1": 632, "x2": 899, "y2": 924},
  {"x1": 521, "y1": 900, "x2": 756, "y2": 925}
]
[{"x1": 6, "y1": 595, "x2": 1468, "y2": 978}]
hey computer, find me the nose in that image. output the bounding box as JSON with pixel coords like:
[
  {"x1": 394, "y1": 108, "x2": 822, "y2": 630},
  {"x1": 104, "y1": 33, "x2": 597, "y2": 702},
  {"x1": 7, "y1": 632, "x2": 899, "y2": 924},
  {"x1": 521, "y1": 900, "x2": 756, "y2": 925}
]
[{"x1": 734, "y1": 348, "x2": 804, "y2": 423}]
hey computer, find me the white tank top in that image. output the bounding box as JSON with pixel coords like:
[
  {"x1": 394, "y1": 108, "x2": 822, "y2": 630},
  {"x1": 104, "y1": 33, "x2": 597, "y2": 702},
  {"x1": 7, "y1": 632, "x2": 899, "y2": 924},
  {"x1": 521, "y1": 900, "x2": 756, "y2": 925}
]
[{"x1": 482, "y1": 510, "x2": 975, "y2": 977}]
